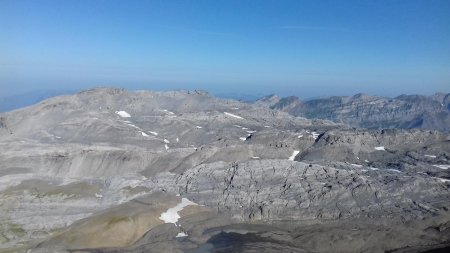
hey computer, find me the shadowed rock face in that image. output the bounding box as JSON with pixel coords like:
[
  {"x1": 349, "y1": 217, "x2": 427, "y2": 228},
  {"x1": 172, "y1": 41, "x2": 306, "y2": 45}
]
[
  {"x1": 255, "y1": 93, "x2": 450, "y2": 132},
  {"x1": 0, "y1": 88, "x2": 449, "y2": 253}
]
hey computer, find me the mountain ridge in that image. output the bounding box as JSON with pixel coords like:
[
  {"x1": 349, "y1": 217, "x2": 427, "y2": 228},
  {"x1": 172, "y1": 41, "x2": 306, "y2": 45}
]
[{"x1": 254, "y1": 92, "x2": 450, "y2": 132}]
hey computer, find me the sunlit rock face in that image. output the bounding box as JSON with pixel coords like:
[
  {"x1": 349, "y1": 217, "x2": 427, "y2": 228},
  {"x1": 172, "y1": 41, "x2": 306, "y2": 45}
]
[{"x1": 0, "y1": 88, "x2": 449, "y2": 253}]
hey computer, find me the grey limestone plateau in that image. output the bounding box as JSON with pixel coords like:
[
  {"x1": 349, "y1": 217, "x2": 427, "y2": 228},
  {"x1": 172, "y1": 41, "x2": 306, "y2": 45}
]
[{"x1": 0, "y1": 88, "x2": 449, "y2": 253}]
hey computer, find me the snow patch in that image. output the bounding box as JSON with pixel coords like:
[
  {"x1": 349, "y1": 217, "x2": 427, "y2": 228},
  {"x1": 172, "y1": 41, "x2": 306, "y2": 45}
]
[
  {"x1": 224, "y1": 112, "x2": 244, "y2": 119},
  {"x1": 162, "y1": 109, "x2": 175, "y2": 115},
  {"x1": 239, "y1": 137, "x2": 247, "y2": 141},
  {"x1": 387, "y1": 169, "x2": 401, "y2": 173},
  {"x1": 288, "y1": 150, "x2": 300, "y2": 161},
  {"x1": 247, "y1": 130, "x2": 256, "y2": 134},
  {"x1": 164, "y1": 139, "x2": 170, "y2": 144},
  {"x1": 141, "y1": 132, "x2": 149, "y2": 137},
  {"x1": 127, "y1": 123, "x2": 140, "y2": 129},
  {"x1": 424, "y1": 155, "x2": 437, "y2": 158},
  {"x1": 433, "y1": 165, "x2": 450, "y2": 170},
  {"x1": 196, "y1": 126, "x2": 203, "y2": 129},
  {"x1": 311, "y1": 132, "x2": 320, "y2": 140},
  {"x1": 116, "y1": 111, "x2": 131, "y2": 118},
  {"x1": 176, "y1": 137, "x2": 179, "y2": 143},
  {"x1": 369, "y1": 167, "x2": 379, "y2": 171},
  {"x1": 95, "y1": 193, "x2": 103, "y2": 198},
  {"x1": 165, "y1": 144, "x2": 169, "y2": 150},
  {"x1": 252, "y1": 156, "x2": 260, "y2": 159},
  {"x1": 433, "y1": 177, "x2": 450, "y2": 183},
  {"x1": 176, "y1": 232, "x2": 188, "y2": 237},
  {"x1": 149, "y1": 131, "x2": 158, "y2": 136},
  {"x1": 374, "y1": 146, "x2": 385, "y2": 151},
  {"x1": 297, "y1": 135, "x2": 303, "y2": 138},
  {"x1": 264, "y1": 125, "x2": 271, "y2": 128},
  {"x1": 159, "y1": 198, "x2": 198, "y2": 224},
  {"x1": 350, "y1": 163, "x2": 363, "y2": 167}
]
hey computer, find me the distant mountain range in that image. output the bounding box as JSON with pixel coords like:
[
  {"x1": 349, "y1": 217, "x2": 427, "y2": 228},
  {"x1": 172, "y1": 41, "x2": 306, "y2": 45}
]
[
  {"x1": 2, "y1": 90, "x2": 449, "y2": 132},
  {"x1": 255, "y1": 92, "x2": 450, "y2": 132}
]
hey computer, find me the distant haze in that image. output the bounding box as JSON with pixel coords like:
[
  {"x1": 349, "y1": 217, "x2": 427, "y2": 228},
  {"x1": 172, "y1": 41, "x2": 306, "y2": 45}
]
[{"x1": 1, "y1": 0, "x2": 449, "y2": 97}]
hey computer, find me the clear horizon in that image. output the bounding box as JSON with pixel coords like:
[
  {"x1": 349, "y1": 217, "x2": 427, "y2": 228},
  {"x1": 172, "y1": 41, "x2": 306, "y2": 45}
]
[{"x1": 1, "y1": 0, "x2": 449, "y2": 98}]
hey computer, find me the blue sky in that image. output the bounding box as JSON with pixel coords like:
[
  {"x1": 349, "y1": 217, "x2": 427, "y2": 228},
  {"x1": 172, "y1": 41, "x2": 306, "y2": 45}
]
[{"x1": 1, "y1": 0, "x2": 449, "y2": 98}]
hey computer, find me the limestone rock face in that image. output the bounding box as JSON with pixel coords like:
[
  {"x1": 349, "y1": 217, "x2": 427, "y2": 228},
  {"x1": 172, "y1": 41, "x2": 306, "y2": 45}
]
[{"x1": 0, "y1": 88, "x2": 449, "y2": 253}]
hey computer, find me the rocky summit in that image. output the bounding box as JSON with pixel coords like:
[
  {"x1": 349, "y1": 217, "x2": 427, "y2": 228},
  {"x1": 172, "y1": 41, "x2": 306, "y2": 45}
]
[{"x1": 0, "y1": 88, "x2": 449, "y2": 253}]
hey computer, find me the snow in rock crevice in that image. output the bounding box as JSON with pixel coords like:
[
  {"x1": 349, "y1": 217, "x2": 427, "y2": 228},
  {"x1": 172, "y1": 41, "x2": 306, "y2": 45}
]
[
  {"x1": 176, "y1": 232, "x2": 188, "y2": 237},
  {"x1": 162, "y1": 109, "x2": 175, "y2": 115},
  {"x1": 311, "y1": 132, "x2": 320, "y2": 140},
  {"x1": 224, "y1": 112, "x2": 244, "y2": 119},
  {"x1": 116, "y1": 111, "x2": 131, "y2": 118},
  {"x1": 433, "y1": 165, "x2": 449, "y2": 170},
  {"x1": 127, "y1": 123, "x2": 140, "y2": 129},
  {"x1": 435, "y1": 177, "x2": 450, "y2": 183},
  {"x1": 288, "y1": 150, "x2": 300, "y2": 161},
  {"x1": 374, "y1": 146, "x2": 385, "y2": 151}
]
